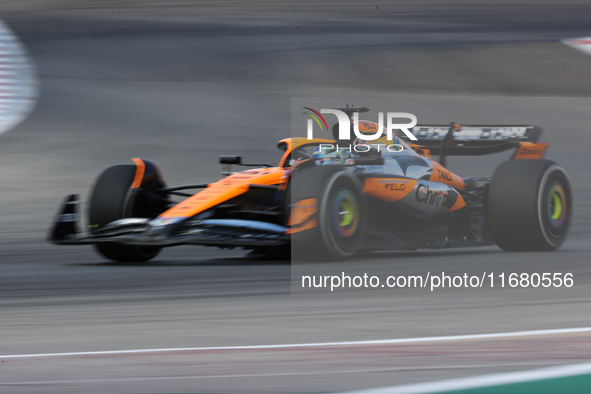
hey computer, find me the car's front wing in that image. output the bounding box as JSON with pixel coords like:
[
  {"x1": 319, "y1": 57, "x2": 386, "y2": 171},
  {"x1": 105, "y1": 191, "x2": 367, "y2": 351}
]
[{"x1": 49, "y1": 195, "x2": 290, "y2": 248}]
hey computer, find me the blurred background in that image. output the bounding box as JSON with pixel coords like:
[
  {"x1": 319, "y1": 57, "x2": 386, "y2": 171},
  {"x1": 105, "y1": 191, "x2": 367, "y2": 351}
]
[{"x1": 1, "y1": 1, "x2": 591, "y2": 392}]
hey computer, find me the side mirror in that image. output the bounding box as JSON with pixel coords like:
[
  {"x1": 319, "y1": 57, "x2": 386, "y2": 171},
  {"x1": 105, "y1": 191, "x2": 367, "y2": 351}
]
[{"x1": 219, "y1": 155, "x2": 242, "y2": 165}]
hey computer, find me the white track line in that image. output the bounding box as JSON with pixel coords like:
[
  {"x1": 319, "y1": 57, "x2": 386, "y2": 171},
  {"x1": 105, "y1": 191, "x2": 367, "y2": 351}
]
[
  {"x1": 342, "y1": 362, "x2": 591, "y2": 394},
  {"x1": 1, "y1": 326, "x2": 591, "y2": 359},
  {"x1": 0, "y1": 362, "x2": 569, "y2": 386}
]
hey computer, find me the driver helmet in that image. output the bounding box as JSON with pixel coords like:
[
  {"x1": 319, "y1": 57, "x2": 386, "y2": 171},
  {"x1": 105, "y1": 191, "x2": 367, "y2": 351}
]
[
  {"x1": 353, "y1": 138, "x2": 381, "y2": 156},
  {"x1": 312, "y1": 146, "x2": 348, "y2": 165}
]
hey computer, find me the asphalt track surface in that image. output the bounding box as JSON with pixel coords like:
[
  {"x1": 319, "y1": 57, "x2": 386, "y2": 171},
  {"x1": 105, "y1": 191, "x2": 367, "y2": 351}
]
[{"x1": 1, "y1": 1, "x2": 591, "y2": 392}]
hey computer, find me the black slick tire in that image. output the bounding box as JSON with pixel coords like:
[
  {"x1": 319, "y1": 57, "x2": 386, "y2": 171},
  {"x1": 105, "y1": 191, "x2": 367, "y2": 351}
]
[
  {"x1": 486, "y1": 159, "x2": 572, "y2": 251},
  {"x1": 89, "y1": 165, "x2": 161, "y2": 262},
  {"x1": 317, "y1": 171, "x2": 367, "y2": 259}
]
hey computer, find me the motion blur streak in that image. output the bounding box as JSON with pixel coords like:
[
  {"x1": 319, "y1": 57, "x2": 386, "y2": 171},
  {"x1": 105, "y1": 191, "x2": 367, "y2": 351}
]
[
  {"x1": 1, "y1": 1, "x2": 591, "y2": 393},
  {"x1": 343, "y1": 362, "x2": 591, "y2": 394},
  {"x1": 3, "y1": 325, "x2": 591, "y2": 359},
  {"x1": 3, "y1": 332, "x2": 591, "y2": 388},
  {"x1": 0, "y1": 19, "x2": 38, "y2": 136}
]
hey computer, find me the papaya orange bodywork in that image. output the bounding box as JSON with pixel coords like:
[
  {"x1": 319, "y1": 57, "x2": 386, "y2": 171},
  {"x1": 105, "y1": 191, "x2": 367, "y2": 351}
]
[
  {"x1": 446, "y1": 194, "x2": 466, "y2": 213},
  {"x1": 158, "y1": 167, "x2": 287, "y2": 220},
  {"x1": 363, "y1": 178, "x2": 416, "y2": 202},
  {"x1": 287, "y1": 198, "x2": 318, "y2": 234},
  {"x1": 429, "y1": 161, "x2": 465, "y2": 189},
  {"x1": 288, "y1": 198, "x2": 317, "y2": 226},
  {"x1": 288, "y1": 218, "x2": 317, "y2": 234},
  {"x1": 157, "y1": 138, "x2": 465, "y2": 226},
  {"x1": 131, "y1": 158, "x2": 146, "y2": 189},
  {"x1": 512, "y1": 142, "x2": 549, "y2": 160}
]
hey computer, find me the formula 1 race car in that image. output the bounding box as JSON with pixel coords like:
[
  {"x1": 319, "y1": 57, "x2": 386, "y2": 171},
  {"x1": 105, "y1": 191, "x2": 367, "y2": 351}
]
[{"x1": 49, "y1": 107, "x2": 572, "y2": 261}]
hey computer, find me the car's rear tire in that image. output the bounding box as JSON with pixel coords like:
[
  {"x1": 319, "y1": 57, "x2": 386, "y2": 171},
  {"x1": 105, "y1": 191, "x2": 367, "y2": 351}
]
[
  {"x1": 486, "y1": 159, "x2": 572, "y2": 251},
  {"x1": 89, "y1": 165, "x2": 161, "y2": 262}
]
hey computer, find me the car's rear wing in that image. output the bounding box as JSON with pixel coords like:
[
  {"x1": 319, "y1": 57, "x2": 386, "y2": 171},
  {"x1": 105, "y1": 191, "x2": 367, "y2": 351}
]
[
  {"x1": 401, "y1": 124, "x2": 548, "y2": 161},
  {"x1": 410, "y1": 124, "x2": 542, "y2": 144}
]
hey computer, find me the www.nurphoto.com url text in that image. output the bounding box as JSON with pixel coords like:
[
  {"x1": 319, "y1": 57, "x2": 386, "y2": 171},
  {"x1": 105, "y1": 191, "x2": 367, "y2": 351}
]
[{"x1": 301, "y1": 272, "x2": 574, "y2": 292}]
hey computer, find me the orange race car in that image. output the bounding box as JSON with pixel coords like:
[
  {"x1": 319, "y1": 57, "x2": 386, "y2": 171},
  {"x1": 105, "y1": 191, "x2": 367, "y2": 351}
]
[{"x1": 49, "y1": 107, "x2": 572, "y2": 261}]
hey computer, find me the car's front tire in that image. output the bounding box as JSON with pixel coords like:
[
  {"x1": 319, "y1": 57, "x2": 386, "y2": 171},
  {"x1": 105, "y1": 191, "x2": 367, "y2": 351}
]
[
  {"x1": 317, "y1": 171, "x2": 367, "y2": 259},
  {"x1": 89, "y1": 164, "x2": 161, "y2": 262}
]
